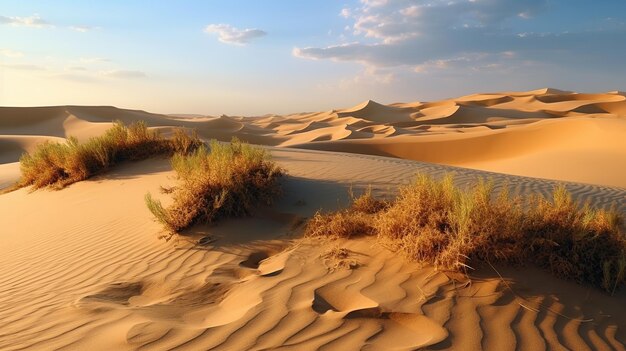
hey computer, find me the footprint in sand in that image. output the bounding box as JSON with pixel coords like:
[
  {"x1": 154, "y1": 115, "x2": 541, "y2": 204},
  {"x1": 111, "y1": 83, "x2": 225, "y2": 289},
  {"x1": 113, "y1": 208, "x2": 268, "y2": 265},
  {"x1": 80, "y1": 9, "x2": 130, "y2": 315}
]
[
  {"x1": 79, "y1": 281, "x2": 143, "y2": 306},
  {"x1": 239, "y1": 248, "x2": 293, "y2": 277},
  {"x1": 312, "y1": 287, "x2": 449, "y2": 350}
]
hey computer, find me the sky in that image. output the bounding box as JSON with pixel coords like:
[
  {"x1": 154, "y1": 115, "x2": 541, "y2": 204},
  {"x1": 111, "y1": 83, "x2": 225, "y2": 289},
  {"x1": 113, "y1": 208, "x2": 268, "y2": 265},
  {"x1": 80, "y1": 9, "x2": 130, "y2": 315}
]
[{"x1": 1, "y1": 0, "x2": 626, "y2": 115}]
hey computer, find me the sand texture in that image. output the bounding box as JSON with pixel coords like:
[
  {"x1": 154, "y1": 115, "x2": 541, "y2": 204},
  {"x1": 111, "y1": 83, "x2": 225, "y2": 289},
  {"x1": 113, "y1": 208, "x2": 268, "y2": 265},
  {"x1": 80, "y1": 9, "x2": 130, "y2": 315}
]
[
  {"x1": 2, "y1": 89, "x2": 626, "y2": 188},
  {"x1": 1, "y1": 89, "x2": 625, "y2": 350}
]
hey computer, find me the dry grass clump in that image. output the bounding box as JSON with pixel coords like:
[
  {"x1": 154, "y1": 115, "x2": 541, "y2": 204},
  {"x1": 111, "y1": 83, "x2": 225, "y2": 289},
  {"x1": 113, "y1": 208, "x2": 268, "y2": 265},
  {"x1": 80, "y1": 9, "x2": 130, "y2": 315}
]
[
  {"x1": 305, "y1": 210, "x2": 373, "y2": 239},
  {"x1": 145, "y1": 138, "x2": 284, "y2": 233},
  {"x1": 19, "y1": 121, "x2": 201, "y2": 189},
  {"x1": 305, "y1": 187, "x2": 386, "y2": 239},
  {"x1": 375, "y1": 175, "x2": 525, "y2": 270},
  {"x1": 523, "y1": 187, "x2": 625, "y2": 292},
  {"x1": 306, "y1": 174, "x2": 626, "y2": 292},
  {"x1": 349, "y1": 186, "x2": 389, "y2": 214}
]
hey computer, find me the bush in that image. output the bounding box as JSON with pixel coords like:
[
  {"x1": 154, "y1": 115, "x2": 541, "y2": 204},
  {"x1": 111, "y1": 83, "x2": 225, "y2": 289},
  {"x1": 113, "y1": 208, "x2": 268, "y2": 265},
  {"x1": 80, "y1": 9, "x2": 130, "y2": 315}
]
[
  {"x1": 375, "y1": 175, "x2": 525, "y2": 270},
  {"x1": 306, "y1": 174, "x2": 626, "y2": 292},
  {"x1": 304, "y1": 187, "x2": 386, "y2": 239},
  {"x1": 305, "y1": 211, "x2": 373, "y2": 239},
  {"x1": 349, "y1": 185, "x2": 389, "y2": 214},
  {"x1": 145, "y1": 138, "x2": 284, "y2": 233},
  {"x1": 19, "y1": 121, "x2": 202, "y2": 189}
]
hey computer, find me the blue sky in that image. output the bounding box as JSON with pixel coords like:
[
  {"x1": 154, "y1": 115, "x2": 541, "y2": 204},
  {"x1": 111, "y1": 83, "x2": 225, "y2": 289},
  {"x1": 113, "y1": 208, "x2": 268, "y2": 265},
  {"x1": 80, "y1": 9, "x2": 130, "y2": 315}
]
[{"x1": 1, "y1": 0, "x2": 626, "y2": 115}]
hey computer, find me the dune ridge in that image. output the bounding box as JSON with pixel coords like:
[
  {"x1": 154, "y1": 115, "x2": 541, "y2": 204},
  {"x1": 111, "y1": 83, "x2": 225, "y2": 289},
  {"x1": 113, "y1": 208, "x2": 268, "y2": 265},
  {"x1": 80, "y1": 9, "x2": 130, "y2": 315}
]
[
  {"x1": 0, "y1": 150, "x2": 624, "y2": 350},
  {"x1": 2, "y1": 88, "x2": 626, "y2": 188},
  {"x1": 1, "y1": 89, "x2": 625, "y2": 350}
]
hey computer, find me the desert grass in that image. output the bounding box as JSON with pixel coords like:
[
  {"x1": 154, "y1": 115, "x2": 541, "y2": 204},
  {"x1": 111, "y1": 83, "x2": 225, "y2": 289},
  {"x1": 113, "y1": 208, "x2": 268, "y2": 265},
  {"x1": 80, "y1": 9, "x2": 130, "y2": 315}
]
[
  {"x1": 19, "y1": 121, "x2": 201, "y2": 189},
  {"x1": 305, "y1": 186, "x2": 386, "y2": 239},
  {"x1": 145, "y1": 138, "x2": 284, "y2": 234},
  {"x1": 306, "y1": 174, "x2": 626, "y2": 292}
]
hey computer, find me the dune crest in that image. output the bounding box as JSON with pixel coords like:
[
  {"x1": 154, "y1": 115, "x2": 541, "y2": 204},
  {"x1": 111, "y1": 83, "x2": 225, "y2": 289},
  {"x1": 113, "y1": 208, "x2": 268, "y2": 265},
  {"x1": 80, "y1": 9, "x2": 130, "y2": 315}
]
[
  {"x1": 1, "y1": 90, "x2": 625, "y2": 348},
  {"x1": 0, "y1": 149, "x2": 624, "y2": 350},
  {"x1": 2, "y1": 88, "x2": 626, "y2": 188}
]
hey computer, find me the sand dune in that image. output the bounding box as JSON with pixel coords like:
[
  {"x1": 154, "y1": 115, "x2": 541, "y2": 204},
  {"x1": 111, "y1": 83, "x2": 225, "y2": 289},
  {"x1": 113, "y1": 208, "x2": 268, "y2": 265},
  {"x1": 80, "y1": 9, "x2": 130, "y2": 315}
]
[
  {"x1": 1, "y1": 90, "x2": 626, "y2": 350},
  {"x1": 2, "y1": 88, "x2": 626, "y2": 188},
  {"x1": 1, "y1": 150, "x2": 624, "y2": 350}
]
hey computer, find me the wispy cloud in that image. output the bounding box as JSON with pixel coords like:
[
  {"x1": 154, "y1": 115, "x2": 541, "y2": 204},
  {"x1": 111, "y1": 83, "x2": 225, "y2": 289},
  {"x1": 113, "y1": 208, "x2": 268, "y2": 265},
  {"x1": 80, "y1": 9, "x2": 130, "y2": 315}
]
[
  {"x1": 0, "y1": 15, "x2": 95, "y2": 32},
  {"x1": 204, "y1": 24, "x2": 266, "y2": 45},
  {"x1": 52, "y1": 67, "x2": 147, "y2": 83},
  {"x1": 54, "y1": 72, "x2": 99, "y2": 83},
  {"x1": 0, "y1": 14, "x2": 51, "y2": 28},
  {"x1": 79, "y1": 57, "x2": 111, "y2": 64},
  {"x1": 101, "y1": 70, "x2": 147, "y2": 79},
  {"x1": 0, "y1": 49, "x2": 23, "y2": 58},
  {"x1": 1, "y1": 63, "x2": 46, "y2": 71},
  {"x1": 67, "y1": 66, "x2": 87, "y2": 71},
  {"x1": 69, "y1": 25, "x2": 94, "y2": 33}
]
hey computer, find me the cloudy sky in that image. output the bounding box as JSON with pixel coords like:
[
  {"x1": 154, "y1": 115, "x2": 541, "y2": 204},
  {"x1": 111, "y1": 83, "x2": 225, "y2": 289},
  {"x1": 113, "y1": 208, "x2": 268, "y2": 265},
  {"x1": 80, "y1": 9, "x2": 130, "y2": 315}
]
[{"x1": 1, "y1": 0, "x2": 625, "y2": 115}]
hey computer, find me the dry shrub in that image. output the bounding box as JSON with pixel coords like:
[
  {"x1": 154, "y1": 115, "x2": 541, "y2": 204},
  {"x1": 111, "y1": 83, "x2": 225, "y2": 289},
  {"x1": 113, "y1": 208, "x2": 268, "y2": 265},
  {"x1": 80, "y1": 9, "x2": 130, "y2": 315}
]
[
  {"x1": 305, "y1": 210, "x2": 373, "y2": 239},
  {"x1": 304, "y1": 188, "x2": 387, "y2": 239},
  {"x1": 307, "y1": 174, "x2": 626, "y2": 292},
  {"x1": 376, "y1": 175, "x2": 527, "y2": 270},
  {"x1": 19, "y1": 121, "x2": 201, "y2": 189},
  {"x1": 349, "y1": 185, "x2": 389, "y2": 214},
  {"x1": 145, "y1": 138, "x2": 284, "y2": 233},
  {"x1": 523, "y1": 187, "x2": 625, "y2": 292}
]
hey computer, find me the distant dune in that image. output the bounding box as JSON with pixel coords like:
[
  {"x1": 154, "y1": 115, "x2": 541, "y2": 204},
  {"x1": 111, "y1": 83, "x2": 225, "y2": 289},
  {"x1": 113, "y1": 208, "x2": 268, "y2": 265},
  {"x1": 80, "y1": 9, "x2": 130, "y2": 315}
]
[
  {"x1": 1, "y1": 88, "x2": 626, "y2": 188},
  {"x1": 1, "y1": 90, "x2": 625, "y2": 350}
]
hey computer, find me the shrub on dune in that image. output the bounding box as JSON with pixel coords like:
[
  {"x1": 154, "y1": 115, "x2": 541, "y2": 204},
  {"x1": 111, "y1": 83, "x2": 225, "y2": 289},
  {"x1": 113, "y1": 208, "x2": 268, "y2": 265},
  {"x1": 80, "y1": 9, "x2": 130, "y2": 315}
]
[
  {"x1": 306, "y1": 174, "x2": 626, "y2": 292},
  {"x1": 305, "y1": 186, "x2": 387, "y2": 239},
  {"x1": 145, "y1": 138, "x2": 284, "y2": 233},
  {"x1": 375, "y1": 175, "x2": 525, "y2": 270},
  {"x1": 18, "y1": 121, "x2": 201, "y2": 189},
  {"x1": 522, "y1": 187, "x2": 625, "y2": 292}
]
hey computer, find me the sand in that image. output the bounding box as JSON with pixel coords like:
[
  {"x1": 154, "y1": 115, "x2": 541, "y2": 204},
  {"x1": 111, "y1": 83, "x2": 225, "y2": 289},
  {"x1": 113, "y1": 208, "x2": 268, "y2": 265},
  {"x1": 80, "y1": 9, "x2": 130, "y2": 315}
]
[
  {"x1": 1, "y1": 89, "x2": 625, "y2": 350},
  {"x1": 3, "y1": 88, "x2": 626, "y2": 188}
]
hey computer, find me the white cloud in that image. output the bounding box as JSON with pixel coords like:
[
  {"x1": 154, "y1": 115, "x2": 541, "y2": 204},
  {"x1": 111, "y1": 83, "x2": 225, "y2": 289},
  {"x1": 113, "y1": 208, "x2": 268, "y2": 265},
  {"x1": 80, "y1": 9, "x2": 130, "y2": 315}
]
[
  {"x1": 52, "y1": 67, "x2": 146, "y2": 82},
  {"x1": 1, "y1": 63, "x2": 46, "y2": 71},
  {"x1": 0, "y1": 49, "x2": 23, "y2": 58},
  {"x1": 355, "y1": 65, "x2": 395, "y2": 84},
  {"x1": 79, "y1": 57, "x2": 111, "y2": 64},
  {"x1": 294, "y1": 0, "x2": 626, "y2": 73},
  {"x1": 340, "y1": 8, "x2": 351, "y2": 18},
  {"x1": 361, "y1": 0, "x2": 389, "y2": 8},
  {"x1": 204, "y1": 24, "x2": 267, "y2": 45},
  {"x1": 70, "y1": 25, "x2": 93, "y2": 32},
  {"x1": 54, "y1": 72, "x2": 99, "y2": 83},
  {"x1": 0, "y1": 14, "x2": 51, "y2": 28},
  {"x1": 101, "y1": 70, "x2": 147, "y2": 79},
  {"x1": 413, "y1": 53, "x2": 493, "y2": 73},
  {"x1": 316, "y1": 65, "x2": 395, "y2": 92}
]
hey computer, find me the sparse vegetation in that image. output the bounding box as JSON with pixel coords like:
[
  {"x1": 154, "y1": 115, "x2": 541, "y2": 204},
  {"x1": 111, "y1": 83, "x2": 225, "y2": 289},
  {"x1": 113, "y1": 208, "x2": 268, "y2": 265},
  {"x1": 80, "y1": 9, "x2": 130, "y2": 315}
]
[
  {"x1": 306, "y1": 174, "x2": 626, "y2": 292},
  {"x1": 19, "y1": 121, "x2": 201, "y2": 189},
  {"x1": 320, "y1": 246, "x2": 359, "y2": 271},
  {"x1": 348, "y1": 185, "x2": 389, "y2": 214},
  {"x1": 145, "y1": 138, "x2": 284, "y2": 233},
  {"x1": 305, "y1": 186, "x2": 385, "y2": 239},
  {"x1": 305, "y1": 210, "x2": 373, "y2": 239}
]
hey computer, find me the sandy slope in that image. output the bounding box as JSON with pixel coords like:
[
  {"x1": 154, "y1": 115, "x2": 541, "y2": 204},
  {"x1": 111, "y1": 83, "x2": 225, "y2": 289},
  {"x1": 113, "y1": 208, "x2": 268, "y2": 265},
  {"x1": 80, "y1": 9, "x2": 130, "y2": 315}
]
[
  {"x1": 0, "y1": 150, "x2": 625, "y2": 350},
  {"x1": 1, "y1": 88, "x2": 626, "y2": 188},
  {"x1": 1, "y1": 90, "x2": 626, "y2": 350}
]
